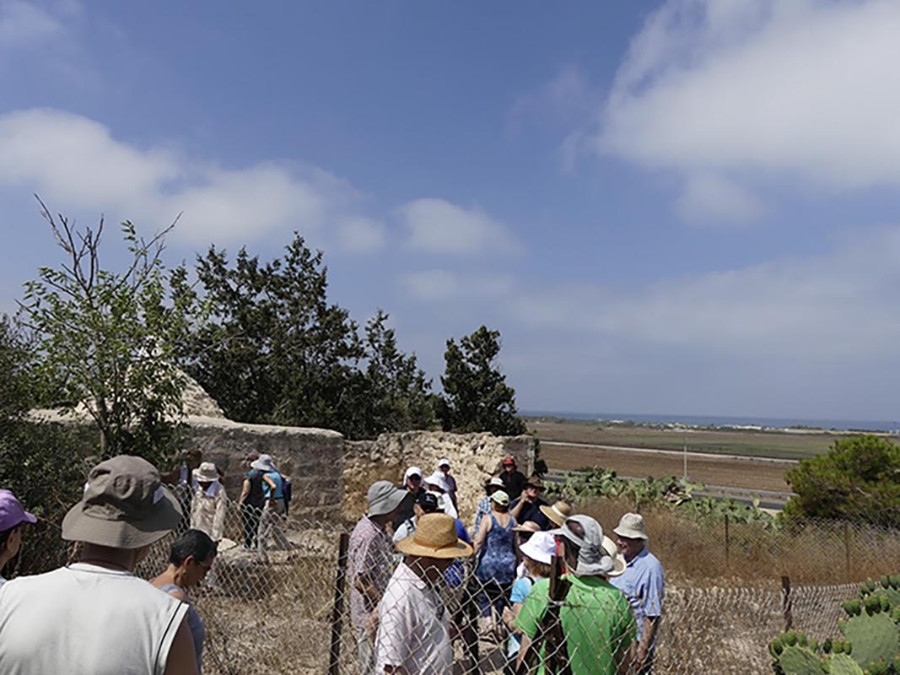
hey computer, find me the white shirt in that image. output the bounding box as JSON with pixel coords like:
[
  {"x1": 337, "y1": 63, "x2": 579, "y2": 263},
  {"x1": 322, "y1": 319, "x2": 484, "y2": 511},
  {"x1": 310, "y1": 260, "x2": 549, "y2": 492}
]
[
  {"x1": 375, "y1": 562, "x2": 453, "y2": 674},
  {"x1": 0, "y1": 563, "x2": 188, "y2": 675}
]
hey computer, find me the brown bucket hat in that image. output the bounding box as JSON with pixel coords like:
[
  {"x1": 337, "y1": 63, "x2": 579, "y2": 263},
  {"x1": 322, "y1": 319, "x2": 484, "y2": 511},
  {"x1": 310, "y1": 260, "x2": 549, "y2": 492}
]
[{"x1": 62, "y1": 455, "x2": 183, "y2": 550}]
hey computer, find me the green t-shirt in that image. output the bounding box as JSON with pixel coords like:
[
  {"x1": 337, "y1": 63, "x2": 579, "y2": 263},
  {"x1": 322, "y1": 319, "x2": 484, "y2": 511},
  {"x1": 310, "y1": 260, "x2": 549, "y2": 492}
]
[{"x1": 515, "y1": 575, "x2": 636, "y2": 675}]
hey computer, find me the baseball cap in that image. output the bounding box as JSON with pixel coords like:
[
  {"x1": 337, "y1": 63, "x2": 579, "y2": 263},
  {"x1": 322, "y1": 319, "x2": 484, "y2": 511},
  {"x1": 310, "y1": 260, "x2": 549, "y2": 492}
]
[{"x1": 0, "y1": 490, "x2": 36, "y2": 532}]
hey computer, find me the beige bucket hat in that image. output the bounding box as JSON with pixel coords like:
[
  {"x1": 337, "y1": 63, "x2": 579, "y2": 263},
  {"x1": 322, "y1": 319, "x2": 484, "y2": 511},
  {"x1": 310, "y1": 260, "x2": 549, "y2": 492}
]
[
  {"x1": 62, "y1": 455, "x2": 182, "y2": 550},
  {"x1": 613, "y1": 512, "x2": 648, "y2": 540},
  {"x1": 395, "y1": 513, "x2": 474, "y2": 559}
]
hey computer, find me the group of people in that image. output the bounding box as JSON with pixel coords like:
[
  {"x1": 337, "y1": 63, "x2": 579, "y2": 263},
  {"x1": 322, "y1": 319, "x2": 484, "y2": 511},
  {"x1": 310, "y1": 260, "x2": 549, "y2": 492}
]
[
  {"x1": 169, "y1": 449, "x2": 291, "y2": 560},
  {"x1": 0, "y1": 456, "x2": 215, "y2": 674},
  {"x1": 348, "y1": 455, "x2": 666, "y2": 675}
]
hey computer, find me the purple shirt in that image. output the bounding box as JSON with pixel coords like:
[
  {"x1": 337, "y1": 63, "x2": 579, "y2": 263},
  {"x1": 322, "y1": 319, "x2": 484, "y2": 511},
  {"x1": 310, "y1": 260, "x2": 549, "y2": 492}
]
[{"x1": 348, "y1": 515, "x2": 395, "y2": 630}]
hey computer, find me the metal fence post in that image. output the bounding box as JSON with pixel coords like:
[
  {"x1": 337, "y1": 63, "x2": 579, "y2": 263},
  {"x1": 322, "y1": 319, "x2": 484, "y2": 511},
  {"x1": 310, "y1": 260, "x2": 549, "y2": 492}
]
[
  {"x1": 781, "y1": 576, "x2": 792, "y2": 631},
  {"x1": 843, "y1": 521, "x2": 851, "y2": 582},
  {"x1": 328, "y1": 532, "x2": 351, "y2": 675},
  {"x1": 724, "y1": 514, "x2": 730, "y2": 569}
]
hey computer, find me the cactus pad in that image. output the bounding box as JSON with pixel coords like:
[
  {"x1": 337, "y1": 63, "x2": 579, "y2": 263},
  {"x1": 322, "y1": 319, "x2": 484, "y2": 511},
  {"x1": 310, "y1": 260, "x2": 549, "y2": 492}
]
[
  {"x1": 822, "y1": 654, "x2": 863, "y2": 675},
  {"x1": 839, "y1": 611, "x2": 899, "y2": 669},
  {"x1": 776, "y1": 645, "x2": 826, "y2": 675}
]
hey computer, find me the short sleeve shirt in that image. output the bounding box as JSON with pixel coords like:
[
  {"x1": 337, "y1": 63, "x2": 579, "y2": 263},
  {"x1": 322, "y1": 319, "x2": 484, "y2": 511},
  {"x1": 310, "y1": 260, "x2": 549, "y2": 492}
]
[
  {"x1": 348, "y1": 515, "x2": 395, "y2": 629},
  {"x1": 609, "y1": 547, "x2": 664, "y2": 643},
  {"x1": 516, "y1": 575, "x2": 636, "y2": 675},
  {"x1": 375, "y1": 562, "x2": 453, "y2": 674}
]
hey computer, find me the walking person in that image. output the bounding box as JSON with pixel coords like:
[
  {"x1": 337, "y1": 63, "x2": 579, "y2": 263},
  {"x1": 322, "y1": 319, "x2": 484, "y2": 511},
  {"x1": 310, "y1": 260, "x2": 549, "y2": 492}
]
[
  {"x1": 0, "y1": 490, "x2": 36, "y2": 588},
  {"x1": 238, "y1": 452, "x2": 266, "y2": 550},
  {"x1": 375, "y1": 513, "x2": 474, "y2": 674},
  {"x1": 349, "y1": 480, "x2": 409, "y2": 674},
  {"x1": 610, "y1": 513, "x2": 665, "y2": 674},
  {"x1": 0, "y1": 455, "x2": 198, "y2": 675},
  {"x1": 152, "y1": 529, "x2": 218, "y2": 673},
  {"x1": 474, "y1": 489, "x2": 517, "y2": 638},
  {"x1": 253, "y1": 454, "x2": 290, "y2": 558}
]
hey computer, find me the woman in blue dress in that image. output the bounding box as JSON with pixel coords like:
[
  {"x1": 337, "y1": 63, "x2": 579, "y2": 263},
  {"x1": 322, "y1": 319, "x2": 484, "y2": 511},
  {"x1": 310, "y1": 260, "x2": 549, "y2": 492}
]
[{"x1": 473, "y1": 489, "x2": 517, "y2": 638}]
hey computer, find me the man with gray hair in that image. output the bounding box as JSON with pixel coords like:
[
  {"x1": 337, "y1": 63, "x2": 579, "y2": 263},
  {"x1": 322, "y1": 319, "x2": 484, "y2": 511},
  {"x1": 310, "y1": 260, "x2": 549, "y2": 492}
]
[
  {"x1": 0, "y1": 455, "x2": 198, "y2": 675},
  {"x1": 349, "y1": 480, "x2": 410, "y2": 673},
  {"x1": 610, "y1": 512, "x2": 664, "y2": 674},
  {"x1": 516, "y1": 514, "x2": 635, "y2": 675}
]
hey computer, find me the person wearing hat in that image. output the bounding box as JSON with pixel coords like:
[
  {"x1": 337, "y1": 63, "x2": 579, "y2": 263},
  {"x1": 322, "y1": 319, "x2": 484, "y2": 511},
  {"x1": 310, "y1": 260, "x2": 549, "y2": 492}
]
[
  {"x1": 392, "y1": 466, "x2": 426, "y2": 532},
  {"x1": 474, "y1": 489, "x2": 517, "y2": 637},
  {"x1": 539, "y1": 500, "x2": 574, "y2": 529},
  {"x1": 516, "y1": 514, "x2": 635, "y2": 675},
  {"x1": 0, "y1": 490, "x2": 36, "y2": 588},
  {"x1": 474, "y1": 476, "x2": 505, "y2": 536},
  {"x1": 499, "y1": 455, "x2": 527, "y2": 502},
  {"x1": 609, "y1": 512, "x2": 664, "y2": 674},
  {"x1": 190, "y1": 461, "x2": 228, "y2": 543},
  {"x1": 435, "y1": 458, "x2": 458, "y2": 510},
  {"x1": 349, "y1": 480, "x2": 410, "y2": 673},
  {"x1": 375, "y1": 513, "x2": 474, "y2": 674},
  {"x1": 238, "y1": 451, "x2": 266, "y2": 550},
  {"x1": 502, "y1": 530, "x2": 555, "y2": 673},
  {"x1": 0, "y1": 455, "x2": 199, "y2": 675},
  {"x1": 510, "y1": 475, "x2": 551, "y2": 530},
  {"x1": 252, "y1": 454, "x2": 290, "y2": 558},
  {"x1": 424, "y1": 471, "x2": 458, "y2": 520},
  {"x1": 393, "y1": 491, "x2": 442, "y2": 544}
]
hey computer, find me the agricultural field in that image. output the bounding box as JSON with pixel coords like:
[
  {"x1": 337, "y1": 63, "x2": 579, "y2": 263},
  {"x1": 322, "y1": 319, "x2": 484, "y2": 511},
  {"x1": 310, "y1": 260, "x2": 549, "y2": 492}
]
[{"x1": 527, "y1": 417, "x2": 863, "y2": 493}]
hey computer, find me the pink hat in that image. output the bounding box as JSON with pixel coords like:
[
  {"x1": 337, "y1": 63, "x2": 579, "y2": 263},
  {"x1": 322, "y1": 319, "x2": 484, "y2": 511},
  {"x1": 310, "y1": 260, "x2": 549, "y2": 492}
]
[{"x1": 0, "y1": 490, "x2": 37, "y2": 531}]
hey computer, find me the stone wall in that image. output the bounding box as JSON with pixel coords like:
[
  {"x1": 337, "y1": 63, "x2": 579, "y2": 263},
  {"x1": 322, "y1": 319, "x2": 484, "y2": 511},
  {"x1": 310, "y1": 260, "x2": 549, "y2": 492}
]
[
  {"x1": 343, "y1": 431, "x2": 537, "y2": 526},
  {"x1": 185, "y1": 416, "x2": 344, "y2": 523}
]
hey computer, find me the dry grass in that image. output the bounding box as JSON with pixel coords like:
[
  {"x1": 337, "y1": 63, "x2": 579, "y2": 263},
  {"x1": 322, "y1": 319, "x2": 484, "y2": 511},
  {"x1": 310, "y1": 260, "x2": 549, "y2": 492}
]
[{"x1": 578, "y1": 497, "x2": 900, "y2": 585}]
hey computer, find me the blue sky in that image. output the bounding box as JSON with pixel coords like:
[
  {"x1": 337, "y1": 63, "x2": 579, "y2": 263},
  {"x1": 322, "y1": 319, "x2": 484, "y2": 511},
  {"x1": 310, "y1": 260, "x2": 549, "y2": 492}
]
[{"x1": 2, "y1": 0, "x2": 900, "y2": 421}]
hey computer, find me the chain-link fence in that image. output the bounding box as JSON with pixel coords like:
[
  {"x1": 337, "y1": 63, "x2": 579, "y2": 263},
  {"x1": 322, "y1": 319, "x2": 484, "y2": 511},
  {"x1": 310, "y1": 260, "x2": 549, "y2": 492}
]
[{"x1": 10, "y1": 497, "x2": 900, "y2": 674}]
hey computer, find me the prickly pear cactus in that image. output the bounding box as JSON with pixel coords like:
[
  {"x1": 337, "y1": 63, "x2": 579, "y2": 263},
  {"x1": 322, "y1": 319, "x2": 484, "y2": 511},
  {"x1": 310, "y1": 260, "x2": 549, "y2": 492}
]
[
  {"x1": 823, "y1": 654, "x2": 863, "y2": 675},
  {"x1": 776, "y1": 645, "x2": 825, "y2": 675},
  {"x1": 839, "y1": 610, "x2": 900, "y2": 670}
]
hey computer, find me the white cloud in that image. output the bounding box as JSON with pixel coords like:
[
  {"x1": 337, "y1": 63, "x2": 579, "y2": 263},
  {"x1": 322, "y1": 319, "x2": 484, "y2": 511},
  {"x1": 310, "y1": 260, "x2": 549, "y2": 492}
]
[
  {"x1": 675, "y1": 172, "x2": 764, "y2": 226},
  {"x1": 336, "y1": 216, "x2": 386, "y2": 254},
  {"x1": 593, "y1": 0, "x2": 900, "y2": 214},
  {"x1": 0, "y1": 108, "x2": 352, "y2": 245},
  {"x1": 397, "y1": 198, "x2": 523, "y2": 256},
  {"x1": 509, "y1": 227, "x2": 900, "y2": 361},
  {"x1": 401, "y1": 269, "x2": 515, "y2": 302}
]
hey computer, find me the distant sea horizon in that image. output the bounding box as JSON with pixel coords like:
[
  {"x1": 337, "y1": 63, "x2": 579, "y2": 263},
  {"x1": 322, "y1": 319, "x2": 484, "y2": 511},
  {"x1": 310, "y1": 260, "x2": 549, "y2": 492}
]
[{"x1": 522, "y1": 410, "x2": 898, "y2": 433}]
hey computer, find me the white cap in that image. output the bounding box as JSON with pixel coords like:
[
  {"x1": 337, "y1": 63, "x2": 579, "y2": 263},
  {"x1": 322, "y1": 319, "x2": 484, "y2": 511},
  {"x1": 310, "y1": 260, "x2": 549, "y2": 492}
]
[
  {"x1": 437, "y1": 458, "x2": 451, "y2": 469},
  {"x1": 404, "y1": 466, "x2": 423, "y2": 483}
]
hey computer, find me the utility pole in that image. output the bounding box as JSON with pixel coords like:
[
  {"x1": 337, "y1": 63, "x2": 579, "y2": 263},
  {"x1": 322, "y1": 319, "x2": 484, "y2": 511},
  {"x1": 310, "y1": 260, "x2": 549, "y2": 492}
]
[{"x1": 683, "y1": 431, "x2": 688, "y2": 480}]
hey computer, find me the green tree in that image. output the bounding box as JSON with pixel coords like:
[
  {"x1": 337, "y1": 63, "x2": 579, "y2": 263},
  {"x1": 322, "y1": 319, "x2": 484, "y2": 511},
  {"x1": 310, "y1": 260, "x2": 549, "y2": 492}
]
[
  {"x1": 19, "y1": 202, "x2": 188, "y2": 465},
  {"x1": 437, "y1": 325, "x2": 526, "y2": 436},
  {"x1": 0, "y1": 315, "x2": 90, "y2": 575},
  {"x1": 179, "y1": 234, "x2": 366, "y2": 435},
  {"x1": 784, "y1": 435, "x2": 900, "y2": 527},
  {"x1": 359, "y1": 310, "x2": 435, "y2": 436}
]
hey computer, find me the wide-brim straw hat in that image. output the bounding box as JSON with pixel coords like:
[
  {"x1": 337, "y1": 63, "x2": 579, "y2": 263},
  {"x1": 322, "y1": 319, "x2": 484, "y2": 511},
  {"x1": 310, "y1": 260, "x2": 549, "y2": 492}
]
[
  {"x1": 396, "y1": 513, "x2": 474, "y2": 559},
  {"x1": 62, "y1": 455, "x2": 182, "y2": 550},
  {"x1": 603, "y1": 535, "x2": 627, "y2": 578},
  {"x1": 513, "y1": 520, "x2": 542, "y2": 534},
  {"x1": 613, "y1": 512, "x2": 648, "y2": 540},
  {"x1": 540, "y1": 500, "x2": 573, "y2": 527}
]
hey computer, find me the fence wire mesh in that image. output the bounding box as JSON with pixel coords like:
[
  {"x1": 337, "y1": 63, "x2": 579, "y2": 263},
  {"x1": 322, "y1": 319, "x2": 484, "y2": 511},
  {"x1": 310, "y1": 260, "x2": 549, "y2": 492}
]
[{"x1": 10, "y1": 496, "x2": 900, "y2": 674}]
